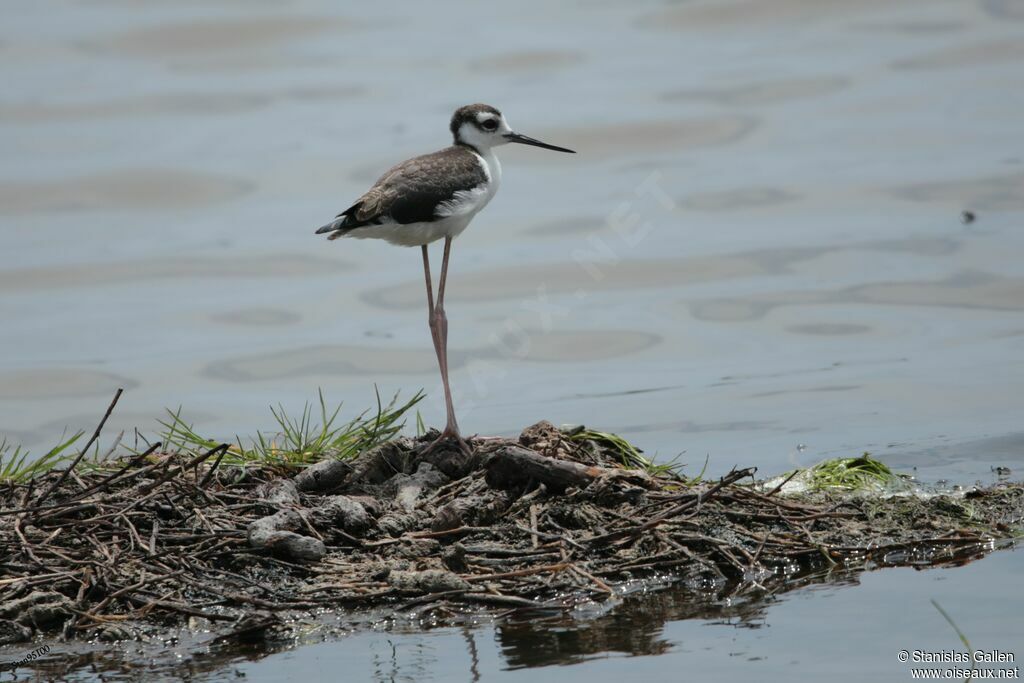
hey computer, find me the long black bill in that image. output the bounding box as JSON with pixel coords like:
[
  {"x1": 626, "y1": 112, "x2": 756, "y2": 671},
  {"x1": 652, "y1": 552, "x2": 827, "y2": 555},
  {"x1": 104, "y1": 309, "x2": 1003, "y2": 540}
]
[{"x1": 504, "y1": 132, "x2": 576, "y2": 153}]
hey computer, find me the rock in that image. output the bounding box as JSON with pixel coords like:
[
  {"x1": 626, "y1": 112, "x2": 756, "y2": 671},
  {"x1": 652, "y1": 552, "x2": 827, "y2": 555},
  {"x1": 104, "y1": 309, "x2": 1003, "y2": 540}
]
[
  {"x1": 383, "y1": 463, "x2": 450, "y2": 512},
  {"x1": 256, "y1": 479, "x2": 300, "y2": 506},
  {"x1": 442, "y1": 544, "x2": 468, "y2": 573},
  {"x1": 485, "y1": 445, "x2": 605, "y2": 493},
  {"x1": 430, "y1": 503, "x2": 463, "y2": 532},
  {"x1": 377, "y1": 512, "x2": 421, "y2": 538},
  {"x1": 310, "y1": 495, "x2": 371, "y2": 535},
  {"x1": 387, "y1": 569, "x2": 470, "y2": 594},
  {"x1": 347, "y1": 440, "x2": 417, "y2": 486},
  {"x1": 546, "y1": 502, "x2": 605, "y2": 530},
  {"x1": 0, "y1": 619, "x2": 31, "y2": 644},
  {"x1": 585, "y1": 471, "x2": 649, "y2": 506},
  {"x1": 247, "y1": 509, "x2": 325, "y2": 562},
  {"x1": 347, "y1": 495, "x2": 384, "y2": 517},
  {"x1": 294, "y1": 459, "x2": 352, "y2": 493},
  {"x1": 419, "y1": 445, "x2": 481, "y2": 479},
  {"x1": 259, "y1": 532, "x2": 325, "y2": 561},
  {"x1": 96, "y1": 624, "x2": 138, "y2": 642},
  {"x1": 393, "y1": 538, "x2": 442, "y2": 559},
  {"x1": 367, "y1": 559, "x2": 411, "y2": 581},
  {"x1": 248, "y1": 509, "x2": 302, "y2": 540},
  {"x1": 431, "y1": 490, "x2": 513, "y2": 531},
  {"x1": 21, "y1": 601, "x2": 72, "y2": 628},
  {"x1": 0, "y1": 591, "x2": 73, "y2": 627},
  {"x1": 211, "y1": 613, "x2": 284, "y2": 645},
  {"x1": 519, "y1": 420, "x2": 561, "y2": 448},
  {"x1": 2, "y1": 592, "x2": 73, "y2": 628}
]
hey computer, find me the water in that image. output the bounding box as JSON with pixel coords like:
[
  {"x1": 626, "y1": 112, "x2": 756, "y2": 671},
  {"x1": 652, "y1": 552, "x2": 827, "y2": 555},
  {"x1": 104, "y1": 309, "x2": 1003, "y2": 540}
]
[
  {"x1": 230, "y1": 550, "x2": 1024, "y2": 682},
  {"x1": 2, "y1": 0, "x2": 1022, "y2": 680},
  {"x1": 10, "y1": 549, "x2": 1021, "y2": 681}
]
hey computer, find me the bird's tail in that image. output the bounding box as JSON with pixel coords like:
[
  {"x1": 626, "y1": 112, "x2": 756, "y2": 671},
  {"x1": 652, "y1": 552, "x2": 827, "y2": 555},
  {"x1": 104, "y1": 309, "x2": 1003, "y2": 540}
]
[
  {"x1": 315, "y1": 217, "x2": 347, "y2": 239},
  {"x1": 315, "y1": 202, "x2": 361, "y2": 240}
]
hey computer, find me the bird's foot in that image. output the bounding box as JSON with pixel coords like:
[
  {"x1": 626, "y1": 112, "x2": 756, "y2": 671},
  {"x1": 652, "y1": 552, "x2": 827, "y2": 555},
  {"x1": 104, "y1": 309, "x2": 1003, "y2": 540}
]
[{"x1": 419, "y1": 428, "x2": 473, "y2": 457}]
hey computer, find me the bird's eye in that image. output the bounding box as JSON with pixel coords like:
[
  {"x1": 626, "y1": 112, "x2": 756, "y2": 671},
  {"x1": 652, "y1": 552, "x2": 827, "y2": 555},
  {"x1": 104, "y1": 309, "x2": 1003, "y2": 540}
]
[{"x1": 481, "y1": 119, "x2": 498, "y2": 131}]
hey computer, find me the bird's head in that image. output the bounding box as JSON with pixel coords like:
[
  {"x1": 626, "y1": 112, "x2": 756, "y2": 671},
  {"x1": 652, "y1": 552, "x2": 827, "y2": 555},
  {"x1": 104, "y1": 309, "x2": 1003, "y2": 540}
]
[{"x1": 450, "y1": 103, "x2": 575, "y2": 154}]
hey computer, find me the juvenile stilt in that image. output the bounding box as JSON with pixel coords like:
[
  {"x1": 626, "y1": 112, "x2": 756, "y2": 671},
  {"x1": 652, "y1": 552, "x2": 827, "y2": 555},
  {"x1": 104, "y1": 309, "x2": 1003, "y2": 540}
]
[{"x1": 315, "y1": 104, "x2": 575, "y2": 458}]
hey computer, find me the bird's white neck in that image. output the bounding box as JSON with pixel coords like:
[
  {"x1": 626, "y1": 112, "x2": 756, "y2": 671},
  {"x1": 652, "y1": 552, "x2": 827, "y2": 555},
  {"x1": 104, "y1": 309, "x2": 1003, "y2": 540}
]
[{"x1": 470, "y1": 146, "x2": 502, "y2": 187}]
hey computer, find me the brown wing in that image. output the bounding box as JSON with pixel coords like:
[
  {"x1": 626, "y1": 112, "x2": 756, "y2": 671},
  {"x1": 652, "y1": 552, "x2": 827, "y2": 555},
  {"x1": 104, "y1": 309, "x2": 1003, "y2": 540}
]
[{"x1": 316, "y1": 146, "x2": 487, "y2": 236}]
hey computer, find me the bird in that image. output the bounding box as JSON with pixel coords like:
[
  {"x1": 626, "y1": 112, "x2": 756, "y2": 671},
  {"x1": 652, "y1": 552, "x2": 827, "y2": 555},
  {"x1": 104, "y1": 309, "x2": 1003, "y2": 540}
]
[{"x1": 316, "y1": 103, "x2": 575, "y2": 453}]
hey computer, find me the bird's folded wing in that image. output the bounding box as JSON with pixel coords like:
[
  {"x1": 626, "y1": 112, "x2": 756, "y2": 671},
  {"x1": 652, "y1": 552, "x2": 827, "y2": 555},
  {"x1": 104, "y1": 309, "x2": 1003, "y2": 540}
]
[{"x1": 337, "y1": 147, "x2": 489, "y2": 229}]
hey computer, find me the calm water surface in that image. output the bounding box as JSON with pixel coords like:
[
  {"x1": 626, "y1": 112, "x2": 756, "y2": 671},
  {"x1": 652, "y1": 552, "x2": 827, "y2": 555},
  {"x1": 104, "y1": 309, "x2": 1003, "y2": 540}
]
[{"x1": 1, "y1": 0, "x2": 1022, "y2": 680}]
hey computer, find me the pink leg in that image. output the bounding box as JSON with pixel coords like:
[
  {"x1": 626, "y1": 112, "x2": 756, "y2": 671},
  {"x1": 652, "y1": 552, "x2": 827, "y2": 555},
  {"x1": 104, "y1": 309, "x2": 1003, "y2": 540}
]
[
  {"x1": 421, "y1": 240, "x2": 469, "y2": 453},
  {"x1": 433, "y1": 236, "x2": 460, "y2": 438},
  {"x1": 421, "y1": 245, "x2": 435, "y2": 318},
  {"x1": 422, "y1": 245, "x2": 441, "y2": 368}
]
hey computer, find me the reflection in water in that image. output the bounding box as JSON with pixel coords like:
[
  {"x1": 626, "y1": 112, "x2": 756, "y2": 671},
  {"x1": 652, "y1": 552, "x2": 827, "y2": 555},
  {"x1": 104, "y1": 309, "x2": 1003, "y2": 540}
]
[
  {"x1": 8, "y1": 542, "x2": 1003, "y2": 682},
  {"x1": 465, "y1": 542, "x2": 1000, "y2": 674},
  {"x1": 494, "y1": 581, "x2": 793, "y2": 669},
  {"x1": 462, "y1": 628, "x2": 481, "y2": 683},
  {"x1": 0, "y1": 638, "x2": 293, "y2": 683}
]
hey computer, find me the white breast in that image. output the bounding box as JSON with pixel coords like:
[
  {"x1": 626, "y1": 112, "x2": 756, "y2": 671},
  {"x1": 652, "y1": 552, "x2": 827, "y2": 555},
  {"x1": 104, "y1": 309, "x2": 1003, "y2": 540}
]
[
  {"x1": 436, "y1": 185, "x2": 490, "y2": 218},
  {"x1": 435, "y1": 149, "x2": 502, "y2": 221}
]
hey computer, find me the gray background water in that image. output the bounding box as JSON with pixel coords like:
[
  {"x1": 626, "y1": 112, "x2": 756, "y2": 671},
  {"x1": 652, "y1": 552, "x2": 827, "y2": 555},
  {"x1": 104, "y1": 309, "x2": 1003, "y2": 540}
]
[{"x1": 1, "y1": 0, "x2": 1022, "y2": 679}]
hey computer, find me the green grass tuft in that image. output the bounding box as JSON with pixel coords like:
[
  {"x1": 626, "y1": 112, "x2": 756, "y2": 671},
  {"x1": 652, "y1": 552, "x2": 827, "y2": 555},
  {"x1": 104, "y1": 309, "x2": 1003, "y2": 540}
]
[
  {"x1": 157, "y1": 388, "x2": 424, "y2": 468},
  {"x1": 566, "y1": 427, "x2": 686, "y2": 480},
  {"x1": 0, "y1": 431, "x2": 83, "y2": 483},
  {"x1": 805, "y1": 452, "x2": 899, "y2": 491}
]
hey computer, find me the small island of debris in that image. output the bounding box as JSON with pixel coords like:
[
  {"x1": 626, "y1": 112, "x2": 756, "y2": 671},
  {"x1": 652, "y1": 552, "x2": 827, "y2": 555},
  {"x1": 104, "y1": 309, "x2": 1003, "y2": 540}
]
[{"x1": 2, "y1": 405, "x2": 1022, "y2": 656}]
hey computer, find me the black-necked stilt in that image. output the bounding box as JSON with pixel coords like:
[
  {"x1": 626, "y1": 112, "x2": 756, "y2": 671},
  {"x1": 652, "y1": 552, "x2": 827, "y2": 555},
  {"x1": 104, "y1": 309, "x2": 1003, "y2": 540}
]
[{"x1": 316, "y1": 103, "x2": 575, "y2": 451}]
